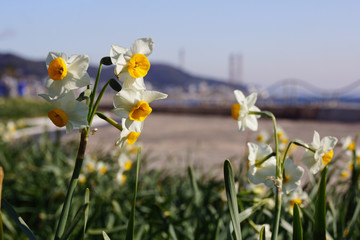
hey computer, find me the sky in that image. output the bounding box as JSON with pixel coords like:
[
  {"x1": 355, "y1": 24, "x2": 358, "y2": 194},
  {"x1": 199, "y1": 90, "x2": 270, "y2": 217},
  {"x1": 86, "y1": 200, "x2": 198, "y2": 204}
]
[{"x1": 1, "y1": 0, "x2": 360, "y2": 90}]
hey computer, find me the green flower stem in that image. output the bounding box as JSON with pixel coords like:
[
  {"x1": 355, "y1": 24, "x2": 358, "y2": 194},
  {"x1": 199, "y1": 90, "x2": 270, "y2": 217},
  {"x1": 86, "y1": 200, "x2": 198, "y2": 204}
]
[
  {"x1": 281, "y1": 140, "x2": 313, "y2": 173},
  {"x1": 249, "y1": 111, "x2": 280, "y2": 162},
  {"x1": 54, "y1": 129, "x2": 89, "y2": 240},
  {"x1": 250, "y1": 111, "x2": 281, "y2": 240},
  {"x1": 96, "y1": 112, "x2": 123, "y2": 131},
  {"x1": 88, "y1": 60, "x2": 103, "y2": 121},
  {"x1": 0, "y1": 167, "x2": 4, "y2": 240},
  {"x1": 255, "y1": 152, "x2": 277, "y2": 167},
  {"x1": 88, "y1": 80, "x2": 111, "y2": 126}
]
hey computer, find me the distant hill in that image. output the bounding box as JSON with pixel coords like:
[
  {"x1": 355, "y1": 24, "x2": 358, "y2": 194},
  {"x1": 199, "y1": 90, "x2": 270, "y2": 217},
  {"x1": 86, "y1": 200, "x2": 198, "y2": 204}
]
[{"x1": 0, "y1": 53, "x2": 246, "y2": 92}]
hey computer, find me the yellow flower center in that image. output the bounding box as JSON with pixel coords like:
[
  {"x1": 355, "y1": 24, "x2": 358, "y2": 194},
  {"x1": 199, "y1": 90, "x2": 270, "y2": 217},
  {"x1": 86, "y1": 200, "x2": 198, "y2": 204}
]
[
  {"x1": 79, "y1": 175, "x2": 87, "y2": 184},
  {"x1": 256, "y1": 135, "x2": 263, "y2": 142},
  {"x1": 127, "y1": 131, "x2": 141, "y2": 145},
  {"x1": 356, "y1": 156, "x2": 360, "y2": 164},
  {"x1": 48, "y1": 108, "x2": 68, "y2": 127},
  {"x1": 340, "y1": 171, "x2": 349, "y2": 179},
  {"x1": 121, "y1": 174, "x2": 127, "y2": 184},
  {"x1": 127, "y1": 54, "x2": 150, "y2": 78},
  {"x1": 347, "y1": 141, "x2": 355, "y2": 151},
  {"x1": 231, "y1": 103, "x2": 240, "y2": 120},
  {"x1": 129, "y1": 101, "x2": 152, "y2": 121},
  {"x1": 253, "y1": 186, "x2": 264, "y2": 195},
  {"x1": 246, "y1": 160, "x2": 250, "y2": 169},
  {"x1": 86, "y1": 163, "x2": 95, "y2": 173},
  {"x1": 281, "y1": 138, "x2": 289, "y2": 144},
  {"x1": 48, "y1": 57, "x2": 67, "y2": 80},
  {"x1": 99, "y1": 166, "x2": 107, "y2": 175},
  {"x1": 283, "y1": 175, "x2": 290, "y2": 184},
  {"x1": 124, "y1": 160, "x2": 133, "y2": 171},
  {"x1": 349, "y1": 163, "x2": 354, "y2": 170},
  {"x1": 322, "y1": 150, "x2": 334, "y2": 165},
  {"x1": 290, "y1": 198, "x2": 302, "y2": 208}
]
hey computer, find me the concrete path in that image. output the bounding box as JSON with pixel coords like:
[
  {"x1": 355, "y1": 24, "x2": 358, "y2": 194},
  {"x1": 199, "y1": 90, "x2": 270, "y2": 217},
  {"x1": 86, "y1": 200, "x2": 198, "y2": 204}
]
[{"x1": 73, "y1": 113, "x2": 360, "y2": 173}]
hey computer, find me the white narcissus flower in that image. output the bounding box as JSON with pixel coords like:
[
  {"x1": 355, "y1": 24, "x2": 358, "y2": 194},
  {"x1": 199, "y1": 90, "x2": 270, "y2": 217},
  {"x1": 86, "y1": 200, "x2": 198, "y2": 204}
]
[
  {"x1": 283, "y1": 188, "x2": 309, "y2": 215},
  {"x1": 110, "y1": 38, "x2": 154, "y2": 83},
  {"x1": 115, "y1": 119, "x2": 144, "y2": 148},
  {"x1": 276, "y1": 126, "x2": 290, "y2": 151},
  {"x1": 255, "y1": 130, "x2": 270, "y2": 144},
  {"x1": 113, "y1": 88, "x2": 167, "y2": 123},
  {"x1": 96, "y1": 161, "x2": 108, "y2": 175},
  {"x1": 46, "y1": 52, "x2": 91, "y2": 97},
  {"x1": 252, "y1": 224, "x2": 272, "y2": 240},
  {"x1": 115, "y1": 170, "x2": 127, "y2": 185},
  {"x1": 302, "y1": 131, "x2": 338, "y2": 174},
  {"x1": 340, "y1": 136, "x2": 355, "y2": 151},
  {"x1": 84, "y1": 155, "x2": 97, "y2": 173},
  {"x1": 282, "y1": 158, "x2": 304, "y2": 194},
  {"x1": 39, "y1": 91, "x2": 88, "y2": 133},
  {"x1": 247, "y1": 143, "x2": 276, "y2": 188},
  {"x1": 231, "y1": 90, "x2": 261, "y2": 131}
]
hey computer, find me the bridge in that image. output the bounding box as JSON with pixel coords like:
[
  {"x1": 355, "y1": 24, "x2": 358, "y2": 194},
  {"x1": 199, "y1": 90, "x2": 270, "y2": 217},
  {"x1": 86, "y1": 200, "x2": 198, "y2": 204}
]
[{"x1": 257, "y1": 78, "x2": 360, "y2": 107}]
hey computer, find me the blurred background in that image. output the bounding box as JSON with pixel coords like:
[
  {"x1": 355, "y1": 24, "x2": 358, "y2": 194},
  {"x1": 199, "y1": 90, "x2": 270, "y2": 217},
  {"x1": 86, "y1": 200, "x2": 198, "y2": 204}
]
[
  {"x1": 2, "y1": 1, "x2": 360, "y2": 114},
  {"x1": 1, "y1": 0, "x2": 360, "y2": 162}
]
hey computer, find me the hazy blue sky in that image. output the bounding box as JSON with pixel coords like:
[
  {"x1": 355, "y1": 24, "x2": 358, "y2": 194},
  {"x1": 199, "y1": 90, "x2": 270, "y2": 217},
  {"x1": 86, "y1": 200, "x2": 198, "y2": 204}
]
[{"x1": 1, "y1": 1, "x2": 360, "y2": 89}]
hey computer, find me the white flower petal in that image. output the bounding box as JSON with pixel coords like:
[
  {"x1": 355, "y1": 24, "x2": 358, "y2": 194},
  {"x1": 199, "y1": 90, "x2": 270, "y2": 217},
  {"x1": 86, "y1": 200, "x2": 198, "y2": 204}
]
[
  {"x1": 110, "y1": 45, "x2": 128, "y2": 64},
  {"x1": 46, "y1": 51, "x2": 67, "y2": 68},
  {"x1": 246, "y1": 92, "x2": 258, "y2": 107},
  {"x1": 130, "y1": 38, "x2": 154, "y2": 56},
  {"x1": 113, "y1": 108, "x2": 130, "y2": 118},
  {"x1": 66, "y1": 122, "x2": 73, "y2": 133},
  {"x1": 142, "y1": 90, "x2": 168, "y2": 103},
  {"x1": 312, "y1": 131, "x2": 321, "y2": 148},
  {"x1": 113, "y1": 89, "x2": 140, "y2": 109},
  {"x1": 234, "y1": 90, "x2": 245, "y2": 104},
  {"x1": 122, "y1": 78, "x2": 146, "y2": 90},
  {"x1": 237, "y1": 119, "x2": 245, "y2": 131},
  {"x1": 245, "y1": 115, "x2": 258, "y2": 131},
  {"x1": 283, "y1": 158, "x2": 304, "y2": 194},
  {"x1": 321, "y1": 136, "x2": 338, "y2": 152}
]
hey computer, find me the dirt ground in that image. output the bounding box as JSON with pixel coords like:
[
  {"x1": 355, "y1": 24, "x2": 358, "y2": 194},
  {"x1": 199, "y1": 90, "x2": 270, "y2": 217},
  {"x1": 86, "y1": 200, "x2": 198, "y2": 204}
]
[{"x1": 76, "y1": 113, "x2": 360, "y2": 174}]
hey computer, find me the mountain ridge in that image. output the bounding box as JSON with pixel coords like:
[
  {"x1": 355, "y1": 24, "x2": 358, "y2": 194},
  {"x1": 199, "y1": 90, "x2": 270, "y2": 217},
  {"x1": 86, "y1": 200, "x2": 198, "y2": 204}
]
[{"x1": 0, "y1": 53, "x2": 246, "y2": 92}]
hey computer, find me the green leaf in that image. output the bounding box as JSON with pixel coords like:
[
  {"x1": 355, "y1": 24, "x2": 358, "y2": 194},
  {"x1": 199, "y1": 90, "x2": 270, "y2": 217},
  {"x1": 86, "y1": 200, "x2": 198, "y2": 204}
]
[
  {"x1": 0, "y1": 212, "x2": 4, "y2": 240},
  {"x1": 101, "y1": 56, "x2": 113, "y2": 66},
  {"x1": 102, "y1": 231, "x2": 111, "y2": 240},
  {"x1": 125, "y1": 147, "x2": 142, "y2": 240},
  {"x1": 82, "y1": 188, "x2": 90, "y2": 240},
  {"x1": 109, "y1": 78, "x2": 122, "y2": 92},
  {"x1": 169, "y1": 224, "x2": 178, "y2": 240},
  {"x1": 238, "y1": 200, "x2": 266, "y2": 222},
  {"x1": 293, "y1": 203, "x2": 303, "y2": 240},
  {"x1": 59, "y1": 203, "x2": 88, "y2": 240},
  {"x1": 188, "y1": 166, "x2": 200, "y2": 206},
  {"x1": 313, "y1": 166, "x2": 328, "y2": 239},
  {"x1": 224, "y1": 159, "x2": 242, "y2": 240},
  {"x1": 2, "y1": 199, "x2": 38, "y2": 240},
  {"x1": 343, "y1": 197, "x2": 360, "y2": 238},
  {"x1": 258, "y1": 226, "x2": 266, "y2": 240}
]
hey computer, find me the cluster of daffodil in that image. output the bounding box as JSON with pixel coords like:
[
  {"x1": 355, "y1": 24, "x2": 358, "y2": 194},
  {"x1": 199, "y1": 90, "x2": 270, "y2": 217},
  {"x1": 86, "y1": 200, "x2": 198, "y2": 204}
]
[
  {"x1": 231, "y1": 89, "x2": 338, "y2": 239},
  {"x1": 0, "y1": 120, "x2": 23, "y2": 142},
  {"x1": 36, "y1": 37, "x2": 167, "y2": 240},
  {"x1": 79, "y1": 143, "x2": 137, "y2": 186},
  {"x1": 338, "y1": 136, "x2": 360, "y2": 180}
]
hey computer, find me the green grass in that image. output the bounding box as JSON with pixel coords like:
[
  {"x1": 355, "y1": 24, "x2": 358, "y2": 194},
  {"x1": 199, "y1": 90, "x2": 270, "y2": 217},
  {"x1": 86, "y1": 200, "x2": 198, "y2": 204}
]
[
  {"x1": 0, "y1": 97, "x2": 51, "y2": 120},
  {"x1": 1, "y1": 131, "x2": 360, "y2": 240}
]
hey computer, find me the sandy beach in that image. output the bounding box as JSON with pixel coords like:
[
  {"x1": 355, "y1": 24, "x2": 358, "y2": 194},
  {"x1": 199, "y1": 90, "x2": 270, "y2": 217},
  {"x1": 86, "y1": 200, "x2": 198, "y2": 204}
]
[{"x1": 76, "y1": 113, "x2": 360, "y2": 174}]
